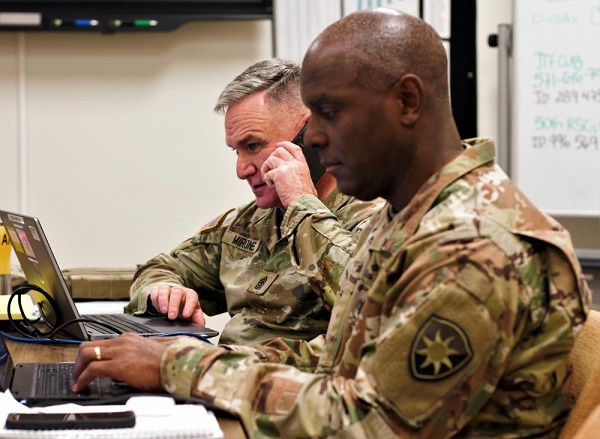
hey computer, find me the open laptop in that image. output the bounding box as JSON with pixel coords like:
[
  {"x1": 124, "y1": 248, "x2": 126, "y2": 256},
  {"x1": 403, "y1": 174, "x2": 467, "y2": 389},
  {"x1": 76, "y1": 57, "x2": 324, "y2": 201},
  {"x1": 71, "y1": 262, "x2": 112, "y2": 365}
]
[
  {"x1": 0, "y1": 210, "x2": 219, "y2": 341},
  {"x1": 0, "y1": 334, "x2": 138, "y2": 405},
  {"x1": 0, "y1": 338, "x2": 230, "y2": 420}
]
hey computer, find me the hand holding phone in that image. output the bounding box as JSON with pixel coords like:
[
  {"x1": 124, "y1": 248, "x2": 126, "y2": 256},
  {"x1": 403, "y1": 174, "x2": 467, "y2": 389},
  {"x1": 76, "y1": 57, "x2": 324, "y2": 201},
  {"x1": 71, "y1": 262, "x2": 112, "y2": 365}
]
[
  {"x1": 6, "y1": 411, "x2": 136, "y2": 430},
  {"x1": 261, "y1": 122, "x2": 324, "y2": 208}
]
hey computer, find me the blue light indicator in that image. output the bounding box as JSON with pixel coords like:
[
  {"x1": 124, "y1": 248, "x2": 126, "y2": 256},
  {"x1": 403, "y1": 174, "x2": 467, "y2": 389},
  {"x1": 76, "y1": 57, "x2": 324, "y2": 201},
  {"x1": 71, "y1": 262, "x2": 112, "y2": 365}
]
[{"x1": 74, "y1": 19, "x2": 98, "y2": 27}]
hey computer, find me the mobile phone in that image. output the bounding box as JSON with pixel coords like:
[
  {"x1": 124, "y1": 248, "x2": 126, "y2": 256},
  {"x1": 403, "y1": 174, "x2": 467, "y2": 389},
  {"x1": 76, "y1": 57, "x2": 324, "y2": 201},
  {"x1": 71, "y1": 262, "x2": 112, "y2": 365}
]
[
  {"x1": 291, "y1": 123, "x2": 326, "y2": 183},
  {"x1": 5, "y1": 411, "x2": 136, "y2": 430}
]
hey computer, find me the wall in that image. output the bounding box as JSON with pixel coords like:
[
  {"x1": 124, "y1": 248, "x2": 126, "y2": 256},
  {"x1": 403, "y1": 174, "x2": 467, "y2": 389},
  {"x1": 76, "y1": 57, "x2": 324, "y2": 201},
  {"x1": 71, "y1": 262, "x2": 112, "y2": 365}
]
[
  {"x1": 0, "y1": 20, "x2": 273, "y2": 268},
  {"x1": 0, "y1": 1, "x2": 597, "y2": 274}
]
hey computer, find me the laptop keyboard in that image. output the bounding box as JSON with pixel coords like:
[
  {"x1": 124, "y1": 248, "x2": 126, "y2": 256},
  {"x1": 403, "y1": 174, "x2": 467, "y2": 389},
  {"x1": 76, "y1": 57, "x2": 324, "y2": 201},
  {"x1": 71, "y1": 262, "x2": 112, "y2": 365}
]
[
  {"x1": 84, "y1": 314, "x2": 160, "y2": 335},
  {"x1": 33, "y1": 363, "x2": 115, "y2": 399}
]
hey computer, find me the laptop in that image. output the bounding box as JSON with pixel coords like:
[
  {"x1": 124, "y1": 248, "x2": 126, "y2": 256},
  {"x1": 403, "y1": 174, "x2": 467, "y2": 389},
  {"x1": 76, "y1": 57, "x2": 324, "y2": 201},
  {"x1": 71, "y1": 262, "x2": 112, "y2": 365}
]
[
  {"x1": 0, "y1": 334, "x2": 142, "y2": 406},
  {"x1": 0, "y1": 210, "x2": 219, "y2": 341},
  {"x1": 0, "y1": 338, "x2": 231, "y2": 421}
]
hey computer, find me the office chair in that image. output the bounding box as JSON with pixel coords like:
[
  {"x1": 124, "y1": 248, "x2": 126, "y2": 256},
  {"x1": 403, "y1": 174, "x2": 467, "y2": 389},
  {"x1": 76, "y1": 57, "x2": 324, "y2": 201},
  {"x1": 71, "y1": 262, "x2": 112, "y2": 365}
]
[{"x1": 559, "y1": 309, "x2": 600, "y2": 439}]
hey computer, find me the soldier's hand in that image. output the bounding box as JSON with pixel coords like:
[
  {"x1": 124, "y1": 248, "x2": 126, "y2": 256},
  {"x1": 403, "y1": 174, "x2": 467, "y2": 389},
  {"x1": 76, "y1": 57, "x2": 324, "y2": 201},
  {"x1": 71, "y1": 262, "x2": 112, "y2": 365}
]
[
  {"x1": 262, "y1": 142, "x2": 317, "y2": 208},
  {"x1": 72, "y1": 333, "x2": 166, "y2": 393},
  {"x1": 149, "y1": 285, "x2": 206, "y2": 326}
]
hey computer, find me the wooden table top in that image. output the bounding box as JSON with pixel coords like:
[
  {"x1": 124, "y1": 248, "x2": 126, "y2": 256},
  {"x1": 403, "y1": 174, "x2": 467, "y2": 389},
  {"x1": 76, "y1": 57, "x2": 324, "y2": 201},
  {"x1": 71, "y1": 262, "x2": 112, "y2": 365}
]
[{"x1": 4, "y1": 337, "x2": 246, "y2": 439}]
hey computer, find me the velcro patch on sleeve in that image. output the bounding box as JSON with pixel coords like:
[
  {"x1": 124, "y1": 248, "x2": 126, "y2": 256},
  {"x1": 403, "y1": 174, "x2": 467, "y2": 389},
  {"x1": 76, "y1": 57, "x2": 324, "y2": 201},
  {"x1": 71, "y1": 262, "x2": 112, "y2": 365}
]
[
  {"x1": 200, "y1": 208, "x2": 235, "y2": 234},
  {"x1": 253, "y1": 376, "x2": 304, "y2": 415},
  {"x1": 410, "y1": 314, "x2": 473, "y2": 381},
  {"x1": 371, "y1": 284, "x2": 498, "y2": 425}
]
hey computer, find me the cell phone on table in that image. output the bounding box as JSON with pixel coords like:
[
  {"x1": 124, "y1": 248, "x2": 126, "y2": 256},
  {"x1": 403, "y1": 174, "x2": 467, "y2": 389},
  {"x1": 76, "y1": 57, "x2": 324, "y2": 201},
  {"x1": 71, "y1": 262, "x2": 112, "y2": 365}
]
[
  {"x1": 5, "y1": 411, "x2": 136, "y2": 430},
  {"x1": 291, "y1": 122, "x2": 326, "y2": 183}
]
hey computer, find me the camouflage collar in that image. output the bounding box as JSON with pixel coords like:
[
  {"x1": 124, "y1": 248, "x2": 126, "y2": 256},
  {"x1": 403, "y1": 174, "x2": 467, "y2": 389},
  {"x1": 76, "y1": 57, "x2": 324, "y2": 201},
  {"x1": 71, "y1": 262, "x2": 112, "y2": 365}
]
[
  {"x1": 397, "y1": 138, "x2": 495, "y2": 239},
  {"x1": 367, "y1": 138, "x2": 496, "y2": 257}
]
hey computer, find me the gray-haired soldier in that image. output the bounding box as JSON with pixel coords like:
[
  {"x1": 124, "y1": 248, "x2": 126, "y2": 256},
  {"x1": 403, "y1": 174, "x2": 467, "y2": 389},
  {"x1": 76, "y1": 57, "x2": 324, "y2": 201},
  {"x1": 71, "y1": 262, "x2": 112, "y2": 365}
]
[{"x1": 125, "y1": 59, "x2": 384, "y2": 346}]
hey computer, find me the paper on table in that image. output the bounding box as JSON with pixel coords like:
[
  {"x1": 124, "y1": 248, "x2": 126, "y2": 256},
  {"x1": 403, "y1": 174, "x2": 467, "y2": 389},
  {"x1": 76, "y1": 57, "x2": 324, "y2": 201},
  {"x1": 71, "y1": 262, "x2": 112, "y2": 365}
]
[{"x1": 0, "y1": 390, "x2": 223, "y2": 438}]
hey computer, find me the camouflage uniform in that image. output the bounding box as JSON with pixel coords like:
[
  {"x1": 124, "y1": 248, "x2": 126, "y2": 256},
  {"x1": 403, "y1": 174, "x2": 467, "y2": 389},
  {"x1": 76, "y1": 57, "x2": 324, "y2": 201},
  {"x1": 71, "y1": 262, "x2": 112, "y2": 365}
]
[
  {"x1": 126, "y1": 188, "x2": 384, "y2": 346},
  {"x1": 158, "y1": 138, "x2": 591, "y2": 438}
]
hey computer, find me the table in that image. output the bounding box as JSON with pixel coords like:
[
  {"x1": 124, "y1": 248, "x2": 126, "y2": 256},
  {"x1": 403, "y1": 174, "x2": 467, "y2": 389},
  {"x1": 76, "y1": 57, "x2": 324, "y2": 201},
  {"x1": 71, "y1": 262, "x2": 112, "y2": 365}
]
[{"x1": 4, "y1": 338, "x2": 246, "y2": 439}]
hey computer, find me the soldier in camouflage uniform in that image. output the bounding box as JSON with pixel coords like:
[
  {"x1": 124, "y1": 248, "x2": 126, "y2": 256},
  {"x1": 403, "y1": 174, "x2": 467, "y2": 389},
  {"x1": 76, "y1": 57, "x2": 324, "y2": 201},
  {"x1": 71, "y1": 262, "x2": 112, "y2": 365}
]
[
  {"x1": 73, "y1": 10, "x2": 591, "y2": 438},
  {"x1": 125, "y1": 59, "x2": 384, "y2": 345}
]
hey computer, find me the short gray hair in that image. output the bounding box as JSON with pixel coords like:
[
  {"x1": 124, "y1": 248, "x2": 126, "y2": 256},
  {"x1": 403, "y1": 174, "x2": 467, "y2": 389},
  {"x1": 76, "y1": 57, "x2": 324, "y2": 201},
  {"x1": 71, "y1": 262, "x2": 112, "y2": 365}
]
[{"x1": 214, "y1": 58, "x2": 304, "y2": 115}]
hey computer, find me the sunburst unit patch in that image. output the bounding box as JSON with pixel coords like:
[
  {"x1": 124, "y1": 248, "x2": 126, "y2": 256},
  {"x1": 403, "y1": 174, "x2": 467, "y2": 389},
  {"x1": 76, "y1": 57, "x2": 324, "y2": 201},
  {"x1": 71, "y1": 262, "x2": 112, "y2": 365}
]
[{"x1": 410, "y1": 314, "x2": 472, "y2": 381}]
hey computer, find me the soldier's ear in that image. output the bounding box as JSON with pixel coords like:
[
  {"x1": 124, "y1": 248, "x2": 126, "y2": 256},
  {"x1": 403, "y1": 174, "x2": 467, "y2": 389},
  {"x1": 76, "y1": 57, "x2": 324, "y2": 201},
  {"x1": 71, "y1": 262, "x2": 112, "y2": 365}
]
[{"x1": 392, "y1": 74, "x2": 423, "y2": 127}]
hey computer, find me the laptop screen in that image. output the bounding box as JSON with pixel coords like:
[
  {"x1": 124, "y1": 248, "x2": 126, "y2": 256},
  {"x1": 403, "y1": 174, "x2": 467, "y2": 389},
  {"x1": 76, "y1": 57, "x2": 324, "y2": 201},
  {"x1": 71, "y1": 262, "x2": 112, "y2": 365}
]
[
  {"x1": 0, "y1": 211, "x2": 88, "y2": 340},
  {"x1": 0, "y1": 210, "x2": 219, "y2": 342}
]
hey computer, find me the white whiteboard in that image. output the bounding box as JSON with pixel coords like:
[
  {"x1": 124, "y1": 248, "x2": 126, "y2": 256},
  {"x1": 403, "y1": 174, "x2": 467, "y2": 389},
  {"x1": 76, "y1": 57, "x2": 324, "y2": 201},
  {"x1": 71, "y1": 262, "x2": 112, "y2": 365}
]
[{"x1": 512, "y1": 0, "x2": 600, "y2": 216}]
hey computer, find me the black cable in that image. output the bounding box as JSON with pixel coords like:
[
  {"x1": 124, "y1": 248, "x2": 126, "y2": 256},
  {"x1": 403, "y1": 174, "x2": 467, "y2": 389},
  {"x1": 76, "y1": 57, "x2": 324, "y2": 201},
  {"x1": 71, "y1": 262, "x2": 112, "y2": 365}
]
[
  {"x1": 5, "y1": 284, "x2": 213, "y2": 344},
  {"x1": 47, "y1": 318, "x2": 123, "y2": 340},
  {"x1": 6, "y1": 284, "x2": 126, "y2": 340},
  {"x1": 8, "y1": 283, "x2": 61, "y2": 338}
]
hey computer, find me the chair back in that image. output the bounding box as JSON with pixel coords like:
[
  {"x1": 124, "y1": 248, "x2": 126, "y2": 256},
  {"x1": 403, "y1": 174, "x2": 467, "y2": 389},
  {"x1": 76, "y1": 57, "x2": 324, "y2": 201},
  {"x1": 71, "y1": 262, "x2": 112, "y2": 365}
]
[{"x1": 560, "y1": 309, "x2": 600, "y2": 439}]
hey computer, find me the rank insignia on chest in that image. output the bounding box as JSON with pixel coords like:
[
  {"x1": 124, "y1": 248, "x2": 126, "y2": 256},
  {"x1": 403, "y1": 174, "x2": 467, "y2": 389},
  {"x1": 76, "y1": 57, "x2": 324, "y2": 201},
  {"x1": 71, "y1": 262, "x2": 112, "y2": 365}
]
[
  {"x1": 409, "y1": 314, "x2": 473, "y2": 381},
  {"x1": 248, "y1": 271, "x2": 278, "y2": 295}
]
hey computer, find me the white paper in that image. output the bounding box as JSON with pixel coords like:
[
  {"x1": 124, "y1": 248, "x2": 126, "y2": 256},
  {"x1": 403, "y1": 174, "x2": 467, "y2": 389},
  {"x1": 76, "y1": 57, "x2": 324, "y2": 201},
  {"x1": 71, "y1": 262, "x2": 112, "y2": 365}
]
[{"x1": 0, "y1": 391, "x2": 223, "y2": 439}]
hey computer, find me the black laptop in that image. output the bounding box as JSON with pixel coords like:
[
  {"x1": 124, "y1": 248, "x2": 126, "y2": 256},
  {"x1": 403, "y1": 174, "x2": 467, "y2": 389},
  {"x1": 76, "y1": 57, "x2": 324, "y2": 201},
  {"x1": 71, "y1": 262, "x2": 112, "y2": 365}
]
[
  {"x1": 0, "y1": 210, "x2": 219, "y2": 341},
  {"x1": 0, "y1": 334, "x2": 142, "y2": 406}
]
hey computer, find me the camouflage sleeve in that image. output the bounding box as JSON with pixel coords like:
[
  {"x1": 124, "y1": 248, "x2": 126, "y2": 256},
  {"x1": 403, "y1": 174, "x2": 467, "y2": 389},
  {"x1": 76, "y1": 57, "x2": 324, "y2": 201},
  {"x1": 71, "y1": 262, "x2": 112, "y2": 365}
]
[
  {"x1": 161, "y1": 333, "x2": 326, "y2": 377},
  {"x1": 247, "y1": 333, "x2": 326, "y2": 371},
  {"x1": 160, "y1": 333, "x2": 395, "y2": 437},
  {"x1": 281, "y1": 194, "x2": 383, "y2": 309},
  {"x1": 125, "y1": 209, "x2": 237, "y2": 317},
  {"x1": 159, "y1": 232, "x2": 583, "y2": 437}
]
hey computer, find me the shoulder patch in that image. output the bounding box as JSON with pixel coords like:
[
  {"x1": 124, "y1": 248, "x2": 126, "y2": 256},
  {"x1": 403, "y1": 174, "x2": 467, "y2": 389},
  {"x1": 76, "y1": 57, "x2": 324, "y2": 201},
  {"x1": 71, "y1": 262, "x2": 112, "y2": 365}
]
[
  {"x1": 410, "y1": 314, "x2": 473, "y2": 381},
  {"x1": 200, "y1": 208, "x2": 235, "y2": 234},
  {"x1": 372, "y1": 286, "x2": 498, "y2": 423}
]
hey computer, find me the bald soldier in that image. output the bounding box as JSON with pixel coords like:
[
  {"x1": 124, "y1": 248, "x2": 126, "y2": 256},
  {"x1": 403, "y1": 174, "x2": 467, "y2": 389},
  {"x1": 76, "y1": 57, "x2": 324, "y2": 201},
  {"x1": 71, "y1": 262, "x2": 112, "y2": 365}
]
[
  {"x1": 125, "y1": 59, "x2": 383, "y2": 346},
  {"x1": 74, "y1": 10, "x2": 590, "y2": 437}
]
